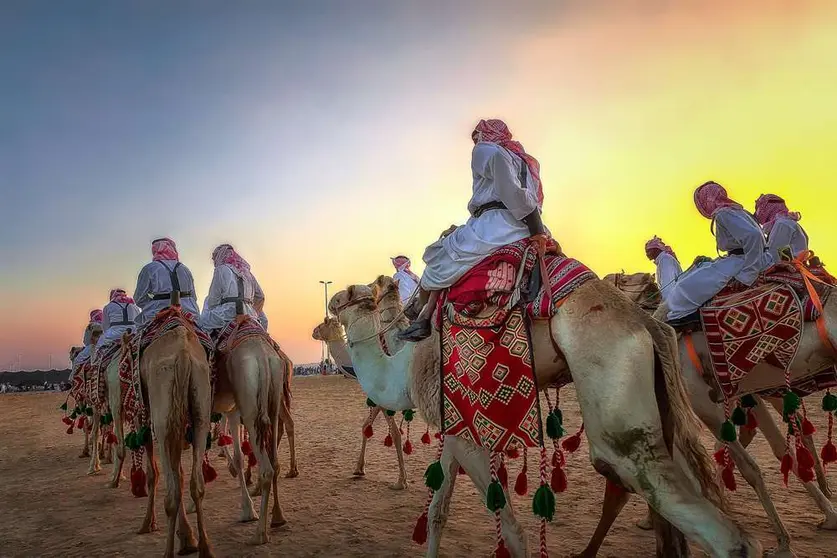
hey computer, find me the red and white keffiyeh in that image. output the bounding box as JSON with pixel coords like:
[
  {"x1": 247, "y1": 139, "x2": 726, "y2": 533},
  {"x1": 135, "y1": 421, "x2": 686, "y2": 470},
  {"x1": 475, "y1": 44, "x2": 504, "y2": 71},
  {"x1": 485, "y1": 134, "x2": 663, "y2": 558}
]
[
  {"x1": 693, "y1": 181, "x2": 743, "y2": 219},
  {"x1": 645, "y1": 236, "x2": 676, "y2": 261},
  {"x1": 391, "y1": 255, "x2": 420, "y2": 283},
  {"x1": 151, "y1": 237, "x2": 179, "y2": 261},
  {"x1": 109, "y1": 288, "x2": 135, "y2": 304},
  {"x1": 754, "y1": 194, "x2": 801, "y2": 235},
  {"x1": 89, "y1": 309, "x2": 103, "y2": 323},
  {"x1": 472, "y1": 119, "x2": 543, "y2": 207},
  {"x1": 212, "y1": 244, "x2": 255, "y2": 281}
]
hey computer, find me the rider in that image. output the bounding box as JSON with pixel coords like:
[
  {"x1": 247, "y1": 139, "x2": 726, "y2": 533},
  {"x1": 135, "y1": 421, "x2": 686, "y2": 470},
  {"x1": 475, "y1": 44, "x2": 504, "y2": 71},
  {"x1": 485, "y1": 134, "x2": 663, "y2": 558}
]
[
  {"x1": 644, "y1": 236, "x2": 682, "y2": 303},
  {"x1": 200, "y1": 244, "x2": 265, "y2": 336},
  {"x1": 391, "y1": 255, "x2": 420, "y2": 304},
  {"x1": 72, "y1": 309, "x2": 104, "y2": 367},
  {"x1": 754, "y1": 193, "x2": 807, "y2": 262},
  {"x1": 664, "y1": 181, "x2": 771, "y2": 323},
  {"x1": 133, "y1": 237, "x2": 201, "y2": 329},
  {"x1": 399, "y1": 118, "x2": 549, "y2": 341},
  {"x1": 97, "y1": 288, "x2": 141, "y2": 355}
]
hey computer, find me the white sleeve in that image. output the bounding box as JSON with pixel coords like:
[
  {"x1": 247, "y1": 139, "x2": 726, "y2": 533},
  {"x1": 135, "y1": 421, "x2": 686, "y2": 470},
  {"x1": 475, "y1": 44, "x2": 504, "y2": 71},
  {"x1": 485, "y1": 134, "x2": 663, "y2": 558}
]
[
  {"x1": 717, "y1": 211, "x2": 767, "y2": 286},
  {"x1": 489, "y1": 149, "x2": 539, "y2": 220},
  {"x1": 767, "y1": 220, "x2": 795, "y2": 262},
  {"x1": 203, "y1": 267, "x2": 227, "y2": 312},
  {"x1": 101, "y1": 305, "x2": 111, "y2": 331},
  {"x1": 133, "y1": 264, "x2": 153, "y2": 309}
]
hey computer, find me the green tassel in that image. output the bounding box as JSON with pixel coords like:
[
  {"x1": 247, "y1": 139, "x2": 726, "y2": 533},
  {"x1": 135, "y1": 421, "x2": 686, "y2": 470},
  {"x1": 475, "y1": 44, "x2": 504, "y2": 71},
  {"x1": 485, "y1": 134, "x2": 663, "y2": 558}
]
[
  {"x1": 85, "y1": 406, "x2": 94, "y2": 416},
  {"x1": 485, "y1": 480, "x2": 507, "y2": 512},
  {"x1": 366, "y1": 397, "x2": 376, "y2": 408},
  {"x1": 823, "y1": 392, "x2": 837, "y2": 413},
  {"x1": 782, "y1": 391, "x2": 801, "y2": 422},
  {"x1": 740, "y1": 394, "x2": 757, "y2": 409},
  {"x1": 125, "y1": 432, "x2": 137, "y2": 451},
  {"x1": 424, "y1": 461, "x2": 445, "y2": 491},
  {"x1": 402, "y1": 409, "x2": 415, "y2": 422},
  {"x1": 731, "y1": 406, "x2": 747, "y2": 426},
  {"x1": 546, "y1": 411, "x2": 564, "y2": 440},
  {"x1": 210, "y1": 412, "x2": 222, "y2": 423},
  {"x1": 60, "y1": 402, "x2": 68, "y2": 411},
  {"x1": 720, "y1": 420, "x2": 737, "y2": 442},
  {"x1": 206, "y1": 433, "x2": 212, "y2": 451},
  {"x1": 532, "y1": 484, "x2": 556, "y2": 521},
  {"x1": 70, "y1": 411, "x2": 78, "y2": 420}
]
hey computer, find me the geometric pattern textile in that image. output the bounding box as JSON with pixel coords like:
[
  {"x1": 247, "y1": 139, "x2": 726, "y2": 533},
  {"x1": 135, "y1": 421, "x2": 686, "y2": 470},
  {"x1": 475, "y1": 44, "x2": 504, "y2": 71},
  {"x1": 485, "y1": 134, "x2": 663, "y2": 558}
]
[
  {"x1": 215, "y1": 315, "x2": 281, "y2": 356},
  {"x1": 754, "y1": 366, "x2": 837, "y2": 400},
  {"x1": 700, "y1": 283, "x2": 804, "y2": 398},
  {"x1": 441, "y1": 306, "x2": 541, "y2": 452}
]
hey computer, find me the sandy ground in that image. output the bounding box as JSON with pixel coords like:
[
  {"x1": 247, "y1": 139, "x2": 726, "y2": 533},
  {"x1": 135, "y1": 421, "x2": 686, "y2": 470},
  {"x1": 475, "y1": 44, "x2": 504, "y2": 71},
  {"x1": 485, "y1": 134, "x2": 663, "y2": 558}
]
[{"x1": 1, "y1": 376, "x2": 836, "y2": 557}]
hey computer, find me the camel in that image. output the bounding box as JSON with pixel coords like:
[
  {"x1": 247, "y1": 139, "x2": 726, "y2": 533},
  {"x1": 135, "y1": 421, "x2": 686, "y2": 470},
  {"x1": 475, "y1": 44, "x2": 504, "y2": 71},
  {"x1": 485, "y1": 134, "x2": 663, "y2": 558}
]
[
  {"x1": 67, "y1": 345, "x2": 95, "y2": 460},
  {"x1": 330, "y1": 281, "x2": 762, "y2": 558},
  {"x1": 311, "y1": 275, "x2": 410, "y2": 489},
  {"x1": 67, "y1": 323, "x2": 103, "y2": 461},
  {"x1": 135, "y1": 300, "x2": 215, "y2": 558},
  {"x1": 579, "y1": 271, "x2": 837, "y2": 557},
  {"x1": 206, "y1": 315, "x2": 293, "y2": 545}
]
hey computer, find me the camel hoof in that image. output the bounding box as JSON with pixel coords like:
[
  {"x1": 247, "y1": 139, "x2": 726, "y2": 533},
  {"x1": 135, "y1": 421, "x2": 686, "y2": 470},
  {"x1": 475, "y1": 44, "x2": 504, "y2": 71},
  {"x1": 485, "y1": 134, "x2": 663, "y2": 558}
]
[
  {"x1": 389, "y1": 481, "x2": 407, "y2": 491},
  {"x1": 106, "y1": 480, "x2": 119, "y2": 489},
  {"x1": 79, "y1": 452, "x2": 90, "y2": 459},
  {"x1": 285, "y1": 469, "x2": 299, "y2": 479},
  {"x1": 271, "y1": 517, "x2": 287, "y2": 528},
  {"x1": 635, "y1": 516, "x2": 653, "y2": 531},
  {"x1": 138, "y1": 521, "x2": 157, "y2": 534},
  {"x1": 178, "y1": 545, "x2": 198, "y2": 555},
  {"x1": 239, "y1": 510, "x2": 259, "y2": 523},
  {"x1": 198, "y1": 543, "x2": 216, "y2": 558},
  {"x1": 352, "y1": 470, "x2": 365, "y2": 477},
  {"x1": 817, "y1": 517, "x2": 837, "y2": 530},
  {"x1": 251, "y1": 532, "x2": 270, "y2": 546}
]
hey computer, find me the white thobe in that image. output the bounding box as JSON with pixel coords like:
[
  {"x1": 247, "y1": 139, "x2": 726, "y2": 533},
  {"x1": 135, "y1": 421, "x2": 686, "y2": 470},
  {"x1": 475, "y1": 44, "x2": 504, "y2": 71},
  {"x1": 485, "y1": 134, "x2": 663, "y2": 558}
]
[
  {"x1": 654, "y1": 252, "x2": 683, "y2": 303},
  {"x1": 666, "y1": 207, "x2": 771, "y2": 320},
  {"x1": 133, "y1": 259, "x2": 201, "y2": 329},
  {"x1": 199, "y1": 264, "x2": 263, "y2": 332},
  {"x1": 766, "y1": 218, "x2": 808, "y2": 262},
  {"x1": 98, "y1": 300, "x2": 142, "y2": 350},
  {"x1": 393, "y1": 266, "x2": 419, "y2": 303},
  {"x1": 420, "y1": 142, "x2": 543, "y2": 290},
  {"x1": 258, "y1": 311, "x2": 269, "y2": 332}
]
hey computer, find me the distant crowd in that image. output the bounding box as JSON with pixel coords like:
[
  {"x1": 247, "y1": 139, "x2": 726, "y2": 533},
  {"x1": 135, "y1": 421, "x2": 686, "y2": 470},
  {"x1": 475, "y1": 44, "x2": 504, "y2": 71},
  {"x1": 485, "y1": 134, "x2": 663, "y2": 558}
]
[{"x1": 0, "y1": 382, "x2": 66, "y2": 394}]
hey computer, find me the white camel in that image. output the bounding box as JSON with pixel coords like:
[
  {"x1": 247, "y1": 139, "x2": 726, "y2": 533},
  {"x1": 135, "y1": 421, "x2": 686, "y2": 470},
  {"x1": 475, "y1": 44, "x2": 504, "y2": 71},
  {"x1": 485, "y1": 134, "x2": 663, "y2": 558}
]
[{"x1": 330, "y1": 281, "x2": 762, "y2": 558}]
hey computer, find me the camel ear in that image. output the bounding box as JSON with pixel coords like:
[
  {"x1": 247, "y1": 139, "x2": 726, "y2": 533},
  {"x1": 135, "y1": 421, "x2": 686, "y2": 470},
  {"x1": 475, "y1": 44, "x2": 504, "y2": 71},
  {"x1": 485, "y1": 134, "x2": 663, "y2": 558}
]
[{"x1": 347, "y1": 285, "x2": 355, "y2": 301}]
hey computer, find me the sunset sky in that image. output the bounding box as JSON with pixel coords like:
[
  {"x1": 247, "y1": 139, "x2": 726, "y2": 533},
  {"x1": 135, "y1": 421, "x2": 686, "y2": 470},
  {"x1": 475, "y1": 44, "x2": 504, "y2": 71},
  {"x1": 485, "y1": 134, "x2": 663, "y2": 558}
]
[{"x1": 2, "y1": 1, "x2": 836, "y2": 370}]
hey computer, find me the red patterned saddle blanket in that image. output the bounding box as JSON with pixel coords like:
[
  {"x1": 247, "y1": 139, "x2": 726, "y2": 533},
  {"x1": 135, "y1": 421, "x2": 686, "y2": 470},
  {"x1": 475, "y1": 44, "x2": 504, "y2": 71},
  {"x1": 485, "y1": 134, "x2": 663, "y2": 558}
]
[
  {"x1": 119, "y1": 307, "x2": 214, "y2": 428},
  {"x1": 700, "y1": 283, "x2": 804, "y2": 398},
  {"x1": 755, "y1": 366, "x2": 837, "y2": 399},
  {"x1": 215, "y1": 315, "x2": 281, "y2": 355}
]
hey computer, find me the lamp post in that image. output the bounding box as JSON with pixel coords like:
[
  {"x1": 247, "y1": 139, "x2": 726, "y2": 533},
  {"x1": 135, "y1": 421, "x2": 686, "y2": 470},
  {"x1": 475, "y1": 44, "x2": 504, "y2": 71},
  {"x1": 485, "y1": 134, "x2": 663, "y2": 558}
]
[{"x1": 319, "y1": 280, "x2": 332, "y2": 374}]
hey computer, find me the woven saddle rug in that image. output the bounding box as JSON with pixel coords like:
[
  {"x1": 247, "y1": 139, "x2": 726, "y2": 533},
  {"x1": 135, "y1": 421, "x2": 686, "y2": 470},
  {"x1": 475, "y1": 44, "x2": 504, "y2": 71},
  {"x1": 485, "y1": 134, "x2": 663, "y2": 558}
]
[
  {"x1": 69, "y1": 362, "x2": 88, "y2": 406},
  {"x1": 88, "y1": 342, "x2": 122, "y2": 413},
  {"x1": 754, "y1": 365, "x2": 837, "y2": 400},
  {"x1": 215, "y1": 315, "x2": 282, "y2": 356},
  {"x1": 119, "y1": 307, "x2": 214, "y2": 429},
  {"x1": 439, "y1": 239, "x2": 597, "y2": 452},
  {"x1": 700, "y1": 283, "x2": 804, "y2": 399}
]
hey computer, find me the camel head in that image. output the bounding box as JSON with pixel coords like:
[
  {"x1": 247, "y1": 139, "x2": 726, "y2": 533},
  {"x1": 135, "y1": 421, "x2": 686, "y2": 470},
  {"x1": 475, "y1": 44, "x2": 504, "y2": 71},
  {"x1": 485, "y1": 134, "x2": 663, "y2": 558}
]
[
  {"x1": 69, "y1": 346, "x2": 84, "y2": 362},
  {"x1": 370, "y1": 275, "x2": 400, "y2": 305},
  {"x1": 328, "y1": 285, "x2": 377, "y2": 328},
  {"x1": 602, "y1": 272, "x2": 660, "y2": 310},
  {"x1": 312, "y1": 316, "x2": 344, "y2": 342}
]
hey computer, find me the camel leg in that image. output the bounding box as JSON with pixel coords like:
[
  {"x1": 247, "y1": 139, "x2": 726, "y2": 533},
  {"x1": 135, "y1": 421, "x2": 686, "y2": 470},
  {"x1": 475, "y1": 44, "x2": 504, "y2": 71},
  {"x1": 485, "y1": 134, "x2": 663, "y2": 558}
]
[
  {"x1": 354, "y1": 407, "x2": 380, "y2": 476},
  {"x1": 107, "y1": 361, "x2": 125, "y2": 488},
  {"x1": 87, "y1": 409, "x2": 102, "y2": 475},
  {"x1": 152, "y1": 417, "x2": 194, "y2": 557},
  {"x1": 270, "y1": 413, "x2": 287, "y2": 528},
  {"x1": 138, "y1": 443, "x2": 159, "y2": 534},
  {"x1": 229, "y1": 411, "x2": 257, "y2": 522},
  {"x1": 574, "y1": 481, "x2": 631, "y2": 558},
  {"x1": 80, "y1": 418, "x2": 91, "y2": 458},
  {"x1": 281, "y1": 406, "x2": 299, "y2": 478},
  {"x1": 189, "y1": 425, "x2": 213, "y2": 557},
  {"x1": 242, "y1": 417, "x2": 275, "y2": 545},
  {"x1": 426, "y1": 437, "x2": 460, "y2": 558},
  {"x1": 384, "y1": 414, "x2": 407, "y2": 490},
  {"x1": 752, "y1": 398, "x2": 837, "y2": 529}
]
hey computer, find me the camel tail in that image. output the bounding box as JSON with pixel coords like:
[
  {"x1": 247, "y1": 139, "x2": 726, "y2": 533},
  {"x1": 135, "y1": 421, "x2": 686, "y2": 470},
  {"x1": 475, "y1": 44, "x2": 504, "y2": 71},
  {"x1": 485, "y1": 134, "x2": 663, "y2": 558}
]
[
  {"x1": 279, "y1": 349, "x2": 293, "y2": 413},
  {"x1": 642, "y1": 314, "x2": 726, "y2": 513},
  {"x1": 164, "y1": 328, "x2": 193, "y2": 458},
  {"x1": 254, "y1": 350, "x2": 274, "y2": 455}
]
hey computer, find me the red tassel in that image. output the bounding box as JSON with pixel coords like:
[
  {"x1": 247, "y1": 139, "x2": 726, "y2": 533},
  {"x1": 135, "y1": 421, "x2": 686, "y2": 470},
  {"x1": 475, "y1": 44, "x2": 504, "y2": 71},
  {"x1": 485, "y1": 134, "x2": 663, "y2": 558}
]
[
  {"x1": 802, "y1": 418, "x2": 816, "y2": 436},
  {"x1": 403, "y1": 440, "x2": 413, "y2": 455},
  {"x1": 241, "y1": 440, "x2": 253, "y2": 455},
  {"x1": 66, "y1": 425, "x2": 74, "y2": 435},
  {"x1": 797, "y1": 446, "x2": 815, "y2": 470},
  {"x1": 202, "y1": 460, "x2": 218, "y2": 483},
  {"x1": 247, "y1": 452, "x2": 258, "y2": 468},
  {"x1": 505, "y1": 447, "x2": 520, "y2": 459},
  {"x1": 434, "y1": 431, "x2": 441, "y2": 440},
  {"x1": 412, "y1": 512, "x2": 428, "y2": 545},
  {"x1": 550, "y1": 466, "x2": 567, "y2": 493},
  {"x1": 130, "y1": 466, "x2": 148, "y2": 498},
  {"x1": 76, "y1": 416, "x2": 85, "y2": 429},
  {"x1": 421, "y1": 430, "x2": 431, "y2": 444},
  {"x1": 494, "y1": 541, "x2": 512, "y2": 558},
  {"x1": 780, "y1": 453, "x2": 793, "y2": 486},
  {"x1": 363, "y1": 425, "x2": 374, "y2": 439},
  {"x1": 61, "y1": 416, "x2": 73, "y2": 425},
  {"x1": 713, "y1": 449, "x2": 726, "y2": 466},
  {"x1": 821, "y1": 440, "x2": 837, "y2": 465},
  {"x1": 721, "y1": 465, "x2": 737, "y2": 491},
  {"x1": 106, "y1": 431, "x2": 118, "y2": 444},
  {"x1": 798, "y1": 466, "x2": 815, "y2": 483},
  {"x1": 217, "y1": 434, "x2": 233, "y2": 447},
  {"x1": 458, "y1": 466, "x2": 465, "y2": 475},
  {"x1": 383, "y1": 434, "x2": 393, "y2": 447},
  {"x1": 745, "y1": 409, "x2": 759, "y2": 431},
  {"x1": 514, "y1": 469, "x2": 528, "y2": 496},
  {"x1": 562, "y1": 432, "x2": 582, "y2": 454},
  {"x1": 498, "y1": 462, "x2": 509, "y2": 489}
]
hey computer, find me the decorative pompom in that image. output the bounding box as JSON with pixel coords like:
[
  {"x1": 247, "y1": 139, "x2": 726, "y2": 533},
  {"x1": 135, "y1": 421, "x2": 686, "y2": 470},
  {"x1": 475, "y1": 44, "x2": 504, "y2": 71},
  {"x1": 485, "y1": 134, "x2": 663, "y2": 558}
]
[
  {"x1": 802, "y1": 418, "x2": 816, "y2": 436},
  {"x1": 412, "y1": 512, "x2": 428, "y2": 545},
  {"x1": 550, "y1": 466, "x2": 567, "y2": 493},
  {"x1": 402, "y1": 409, "x2": 415, "y2": 422},
  {"x1": 363, "y1": 424, "x2": 374, "y2": 439},
  {"x1": 783, "y1": 392, "x2": 801, "y2": 421},
  {"x1": 720, "y1": 420, "x2": 737, "y2": 442},
  {"x1": 781, "y1": 453, "x2": 794, "y2": 486},
  {"x1": 822, "y1": 392, "x2": 837, "y2": 412},
  {"x1": 713, "y1": 449, "x2": 726, "y2": 466},
  {"x1": 105, "y1": 431, "x2": 118, "y2": 444},
  {"x1": 731, "y1": 406, "x2": 747, "y2": 426},
  {"x1": 60, "y1": 402, "x2": 68, "y2": 411},
  {"x1": 821, "y1": 440, "x2": 837, "y2": 465},
  {"x1": 403, "y1": 440, "x2": 413, "y2": 455},
  {"x1": 75, "y1": 416, "x2": 86, "y2": 429},
  {"x1": 241, "y1": 440, "x2": 253, "y2": 455},
  {"x1": 562, "y1": 432, "x2": 582, "y2": 453},
  {"x1": 514, "y1": 469, "x2": 528, "y2": 496},
  {"x1": 210, "y1": 412, "x2": 222, "y2": 423},
  {"x1": 739, "y1": 394, "x2": 758, "y2": 408},
  {"x1": 385, "y1": 410, "x2": 396, "y2": 417},
  {"x1": 61, "y1": 416, "x2": 73, "y2": 426},
  {"x1": 434, "y1": 431, "x2": 441, "y2": 440},
  {"x1": 421, "y1": 430, "x2": 431, "y2": 445},
  {"x1": 202, "y1": 460, "x2": 218, "y2": 483},
  {"x1": 217, "y1": 434, "x2": 233, "y2": 447},
  {"x1": 383, "y1": 434, "x2": 393, "y2": 447},
  {"x1": 532, "y1": 484, "x2": 556, "y2": 521},
  {"x1": 796, "y1": 446, "x2": 815, "y2": 470},
  {"x1": 485, "y1": 480, "x2": 507, "y2": 512},
  {"x1": 130, "y1": 466, "x2": 148, "y2": 498},
  {"x1": 424, "y1": 461, "x2": 444, "y2": 491},
  {"x1": 66, "y1": 425, "x2": 74, "y2": 435},
  {"x1": 721, "y1": 465, "x2": 737, "y2": 491},
  {"x1": 497, "y1": 462, "x2": 509, "y2": 489},
  {"x1": 546, "y1": 411, "x2": 564, "y2": 440}
]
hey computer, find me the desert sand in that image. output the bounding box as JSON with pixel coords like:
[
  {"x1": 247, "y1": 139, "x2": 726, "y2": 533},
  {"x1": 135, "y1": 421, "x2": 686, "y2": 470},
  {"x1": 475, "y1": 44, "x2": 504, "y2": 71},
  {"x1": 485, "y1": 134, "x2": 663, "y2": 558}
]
[{"x1": 1, "y1": 376, "x2": 835, "y2": 557}]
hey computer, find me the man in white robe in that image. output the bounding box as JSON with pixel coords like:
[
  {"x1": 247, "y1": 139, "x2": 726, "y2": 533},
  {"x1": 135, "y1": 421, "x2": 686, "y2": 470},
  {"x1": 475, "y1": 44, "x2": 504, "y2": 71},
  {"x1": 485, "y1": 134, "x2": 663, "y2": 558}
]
[
  {"x1": 664, "y1": 182, "x2": 772, "y2": 322},
  {"x1": 391, "y1": 255, "x2": 420, "y2": 303},
  {"x1": 644, "y1": 236, "x2": 682, "y2": 304},
  {"x1": 96, "y1": 289, "x2": 141, "y2": 356},
  {"x1": 133, "y1": 237, "x2": 201, "y2": 329},
  {"x1": 399, "y1": 118, "x2": 549, "y2": 341},
  {"x1": 200, "y1": 244, "x2": 264, "y2": 335},
  {"x1": 755, "y1": 193, "x2": 808, "y2": 262},
  {"x1": 71, "y1": 310, "x2": 103, "y2": 370}
]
